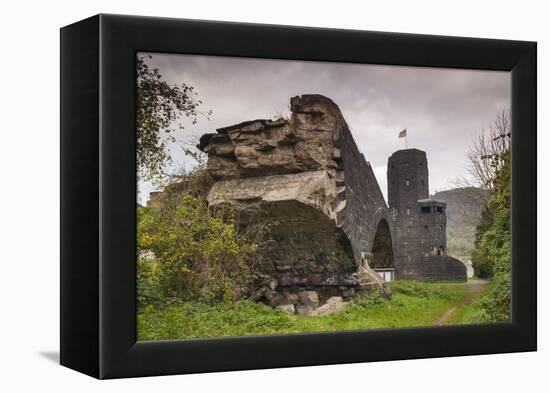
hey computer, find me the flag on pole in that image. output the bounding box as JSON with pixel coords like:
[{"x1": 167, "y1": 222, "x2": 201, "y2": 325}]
[{"x1": 398, "y1": 129, "x2": 407, "y2": 138}]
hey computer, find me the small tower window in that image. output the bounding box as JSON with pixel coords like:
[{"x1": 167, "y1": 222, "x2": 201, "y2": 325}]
[
  {"x1": 438, "y1": 225, "x2": 443, "y2": 233},
  {"x1": 420, "y1": 179, "x2": 425, "y2": 187},
  {"x1": 421, "y1": 206, "x2": 431, "y2": 214},
  {"x1": 405, "y1": 179, "x2": 410, "y2": 186},
  {"x1": 424, "y1": 225, "x2": 429, "y2": 231},
  {"x1": 436, "y1": 206, "x2": 444, "y2": 214}
]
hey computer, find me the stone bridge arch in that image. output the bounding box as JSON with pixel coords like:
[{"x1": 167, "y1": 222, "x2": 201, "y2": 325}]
[{"x1": 370, "y1": 218, "x2": 395, "y2": 270}]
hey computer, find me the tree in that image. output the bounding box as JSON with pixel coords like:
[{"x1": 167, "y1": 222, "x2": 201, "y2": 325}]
[
  {"x1": 466, "y1": 109, "x2": 510, "y2": 191},
  {"x1": 468, "y1": 109, "x2": 511, "y2": 279},
  {"x1": 136, "y1": 55, "x2": 211, "y2": 182},
  {"x1": 450, "y1": 109, "x2": 510, "y2": 249},
  {"x1": 466, "y1": 109, "x2": 511, "y2": 322}
]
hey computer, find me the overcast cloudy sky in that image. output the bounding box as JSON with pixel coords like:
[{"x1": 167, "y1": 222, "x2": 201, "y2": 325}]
[{"x1": 138, "y1": 52, "x2": 510, "y2": 205}]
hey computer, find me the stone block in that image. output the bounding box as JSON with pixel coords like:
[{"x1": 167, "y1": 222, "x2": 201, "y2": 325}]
[
  {"x1": 309, "y1": 296, "x2": 346, "y2": 316},
  {"x1": 265, "y1": 290, "x2": 283, "y2": 307},
  {"x1": 341, "y1": 288, "x2": 355, "y2": 298},
  {"x1": 285, "y1": 293, "x2": 300, "y2": 304},
  {"x1": 295, "y1": 305, "x2": 313, "y2": 316},
  {"x1": 269, "y1": 278, "x2": 278, "y2": 290},
  {"x1": 276, "y1": 304, "x2": 296, "y2": 314},
  {"x1": 298, "y1": 290, "x2": 319, "y2": 308}
]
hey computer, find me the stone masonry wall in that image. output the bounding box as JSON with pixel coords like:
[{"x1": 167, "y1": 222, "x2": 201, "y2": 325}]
[
  {"x1": 337, "y1": 114, "x2": 395, "y2": 262},
  {"x1": 399, "y1": 255, "x2": 467, "y2": 281},
  {"x1": 199, "y1": 95, "x2": 391, "y2": 313}
]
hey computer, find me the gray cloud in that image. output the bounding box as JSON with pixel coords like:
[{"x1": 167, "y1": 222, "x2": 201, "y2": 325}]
[{"x1": 138, "y1": 52, "x2": 510, "y2": 205}]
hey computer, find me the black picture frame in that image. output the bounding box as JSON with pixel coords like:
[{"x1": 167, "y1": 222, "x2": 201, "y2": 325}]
[{"x1": 60, "y1": 14, "x2": 537, "y2": 379}]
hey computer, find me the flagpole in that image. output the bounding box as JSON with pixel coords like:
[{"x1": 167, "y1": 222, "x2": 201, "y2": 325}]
[{"x1": 398, "y1": 128, "x2": 408, "y2": 148}]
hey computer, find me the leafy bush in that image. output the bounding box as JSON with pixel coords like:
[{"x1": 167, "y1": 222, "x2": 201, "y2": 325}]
[
  {"x1": 352, "y1": 291, "x2": 385, "y2": 309},
  {"x1": 478, "y1": 272, "x2": 510, "y2": 322},
  {"x1": 471, "y1": 150, "x2": 511, "y2": 322},
  {"x1": 137, "y1": 187, "x2": 268, "y2": 305}
]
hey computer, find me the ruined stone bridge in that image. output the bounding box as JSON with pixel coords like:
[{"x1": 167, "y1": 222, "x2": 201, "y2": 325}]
[{"x1": 198, "y1": 94, "x2": 465, "y2": 309}]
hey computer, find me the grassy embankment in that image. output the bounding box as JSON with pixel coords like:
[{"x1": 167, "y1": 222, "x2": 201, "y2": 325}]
[{"x1": 137, "y1": 280, "x2": 483, "y2": 341}]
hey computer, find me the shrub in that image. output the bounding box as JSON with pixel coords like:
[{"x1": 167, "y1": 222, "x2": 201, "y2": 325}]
[
  {"x1": 352, "y1": 292, "x2": 385, "y2": 309},
  {"x1": 478, "y1": 272, "x2": 510, "y2": 322},
  {"x1": 471, "y1": 150, "x2": 511, "y2": 322},
  {"x1": 137, "y1": 188, "x2": 269, "y2": 305},
  {"x1": 137, "y1": 253, "x2": 165, "y2": 311}
]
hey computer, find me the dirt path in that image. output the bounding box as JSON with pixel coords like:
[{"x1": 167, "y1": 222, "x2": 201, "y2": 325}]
[{"x1": 434, "y1": 279, "x2": 489, "y2": 326}]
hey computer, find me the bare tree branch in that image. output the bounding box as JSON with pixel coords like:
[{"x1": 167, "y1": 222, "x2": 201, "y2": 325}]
[{"x1": 467, "y1": 108, "x2": 511, "y2": 191}]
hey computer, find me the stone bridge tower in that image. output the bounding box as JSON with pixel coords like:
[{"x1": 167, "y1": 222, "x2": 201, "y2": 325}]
[
  {"x1": 388, "y1": 149, "x2": 429, "y2": 215},
  {"x1": 388, "y1": 149, "x2": 465, "y2": 280}
]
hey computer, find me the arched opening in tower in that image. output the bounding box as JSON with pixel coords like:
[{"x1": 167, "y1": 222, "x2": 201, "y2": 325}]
[{"x1": 371, "y1": 219, "x2": 394, "y2": 269}]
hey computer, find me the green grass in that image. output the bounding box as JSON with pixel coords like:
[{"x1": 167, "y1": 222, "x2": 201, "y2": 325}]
[
  {"x1": 137, "y1": 280, "x2": 471, "y2": 341},
  {"x1": 448, "y1": 283, "x2": 492, "y2": 325}
]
